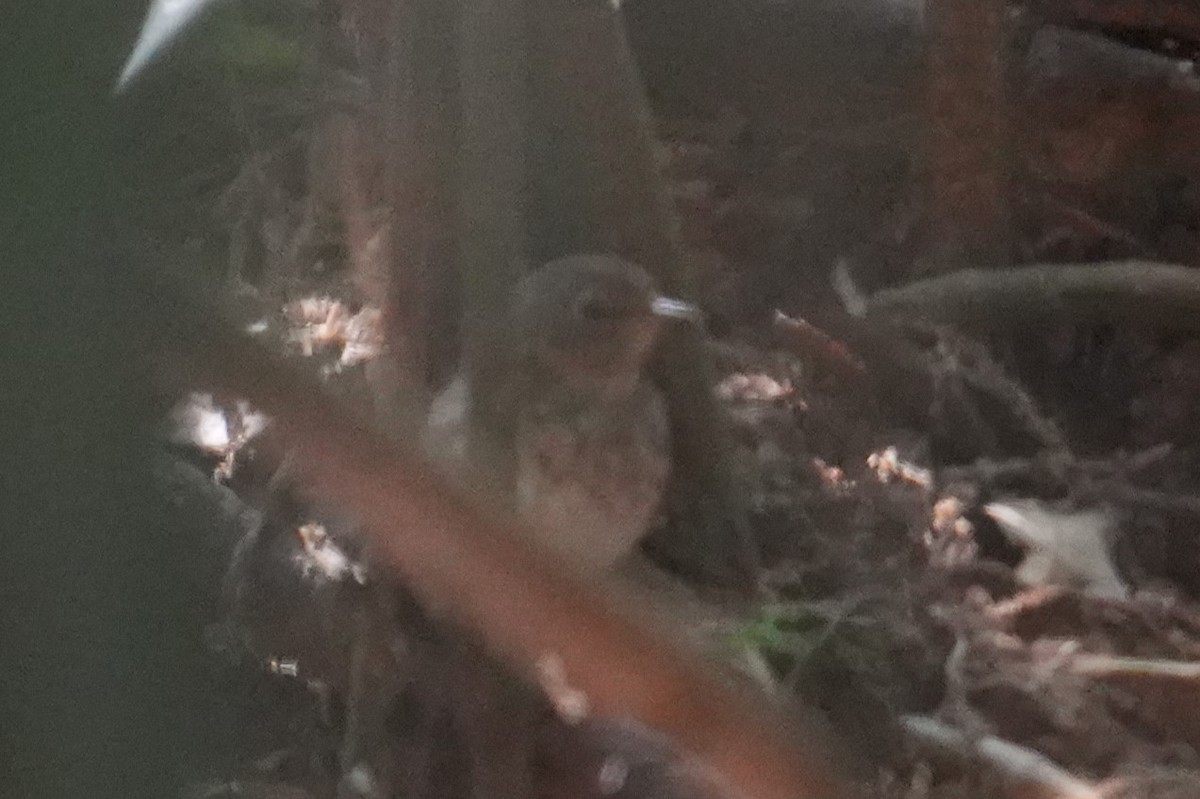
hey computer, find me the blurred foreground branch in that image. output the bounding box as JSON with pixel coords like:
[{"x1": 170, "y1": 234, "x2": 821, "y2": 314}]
[{"x1": 146, "y1": 278, "x2": 854, "y2": 799}]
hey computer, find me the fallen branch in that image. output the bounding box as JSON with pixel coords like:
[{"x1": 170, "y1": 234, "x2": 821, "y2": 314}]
[
  {"x1": 148, "y1": 278, "x2": 854, "y2": 799},
  {"x1": 1025, "y1": 0, "x2": 1200, "y2": 46},
  {"x1": 867, "y1": 261, "x2": 1200, "y2": 331},
  {"x1": 1071, "y1": 654, "x2": 1200, "y2": 683},
  {"x1": 901, "y1": 715, "x2": 1102, "y2": 799}
]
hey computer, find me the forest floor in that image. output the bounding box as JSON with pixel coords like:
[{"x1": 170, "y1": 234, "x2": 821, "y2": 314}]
[{"x1": 133, "y1": 2, "x2": 1200, "y2": 798}]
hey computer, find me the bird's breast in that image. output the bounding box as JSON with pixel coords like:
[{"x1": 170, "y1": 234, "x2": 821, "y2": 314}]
[{"x1": 516, "y1": 386, "x2": 670, "y2": 570}]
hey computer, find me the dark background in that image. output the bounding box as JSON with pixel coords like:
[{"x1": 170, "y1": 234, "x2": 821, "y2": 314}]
[{"x1": 1, "y1": 4, "x2": 221, "y2": 796}]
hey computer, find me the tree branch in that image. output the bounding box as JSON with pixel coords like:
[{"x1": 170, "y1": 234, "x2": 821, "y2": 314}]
[
  {"x1": 867, "y1": 261, "x2": 1200, "y2": 331},
  {"x1": 148, "y1": 279, "x2": 855, "y2": 799}
]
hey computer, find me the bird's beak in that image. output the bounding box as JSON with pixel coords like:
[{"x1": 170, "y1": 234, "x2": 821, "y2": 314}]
[{"x1": 650, "y1": 296, "x2": 704, "y2": 325}]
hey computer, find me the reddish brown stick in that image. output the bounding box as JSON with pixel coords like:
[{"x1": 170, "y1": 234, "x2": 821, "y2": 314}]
[{"x1": 150, "y1": 284, "x2": 855, "y2": 799}]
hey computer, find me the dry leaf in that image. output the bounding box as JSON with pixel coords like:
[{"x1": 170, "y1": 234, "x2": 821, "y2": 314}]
[{"x1": 984, "y1": 499, "x2": 1129, "y2": 600}]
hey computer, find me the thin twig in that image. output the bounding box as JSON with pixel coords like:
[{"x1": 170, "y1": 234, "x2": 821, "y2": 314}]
[
  {"x1": 929, "y1": 325, "x2": 1070, "y2": 452},
  {"x1": 772, "y1": 310, "x2": 869, "y2": 386}
]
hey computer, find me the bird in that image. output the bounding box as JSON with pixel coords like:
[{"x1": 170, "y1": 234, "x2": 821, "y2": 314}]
[{"x1": 423, "y1": 254, "x2": 701, "y2": 572}]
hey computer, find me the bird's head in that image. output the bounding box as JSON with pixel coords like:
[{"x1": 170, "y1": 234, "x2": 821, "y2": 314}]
[{"x1": 512, "y1": 255, "x2": 700, "y2": 396}]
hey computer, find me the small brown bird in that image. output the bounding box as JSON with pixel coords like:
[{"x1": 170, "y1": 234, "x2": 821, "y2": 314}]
[{"x1": 424, "y1": 254, "x2": 700, "y2": 571}]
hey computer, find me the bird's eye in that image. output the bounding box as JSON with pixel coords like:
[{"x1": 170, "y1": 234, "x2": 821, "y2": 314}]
[{"x1": 576, "y1": 291, "x2": 622, "y2": 321}]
